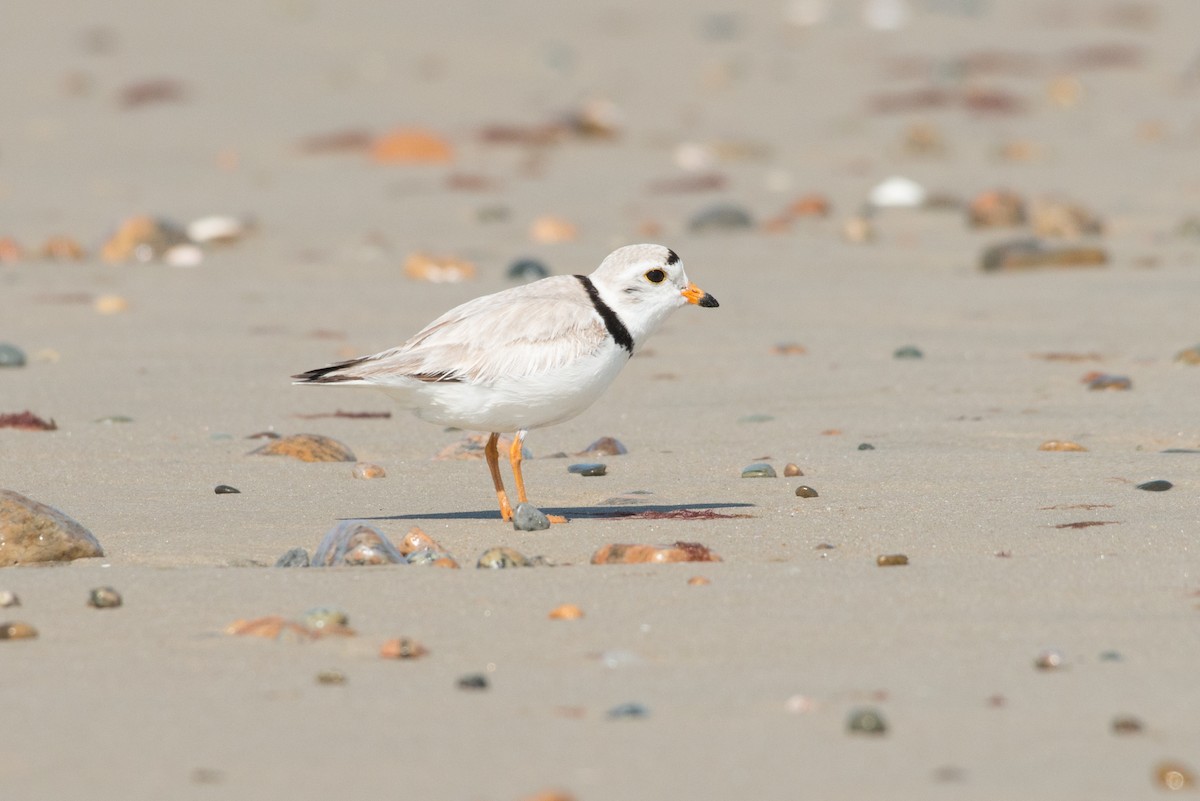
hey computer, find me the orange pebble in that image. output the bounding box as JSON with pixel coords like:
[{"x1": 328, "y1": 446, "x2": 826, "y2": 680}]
[
  {"x1": 371, "y1": 128, "x2": 453, "y2": 163},
  {"x1": 548, "y1": 604, "x2": 584, "y2": 620}
]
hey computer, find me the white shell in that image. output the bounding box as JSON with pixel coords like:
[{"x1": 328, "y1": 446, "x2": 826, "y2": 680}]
[
  {"x1": 187, "y1": 215, "x2": 245, "y2": 244},
  {"x1": 868, "y1": 175, "x2": 927, "y2": 208},
  {"x1": 164, "y1": 243, "x2": 204, "y2": 267}
]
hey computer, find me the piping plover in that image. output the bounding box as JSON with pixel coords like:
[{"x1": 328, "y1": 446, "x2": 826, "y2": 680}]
[{"x1": 293, "y1": 243, "x2": 718, "y2": 521}]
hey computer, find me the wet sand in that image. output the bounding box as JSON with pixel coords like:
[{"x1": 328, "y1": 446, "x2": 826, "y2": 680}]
[{"x1": 2, "y1": 1, "x2": 1199, "y2": 798}]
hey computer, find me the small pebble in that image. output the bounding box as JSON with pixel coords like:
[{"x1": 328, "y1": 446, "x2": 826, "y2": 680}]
[
  {"x1": 607, "y1": 702, "x2": 649, "y2": 720},
  {"x1": 477, "y1": 546, "x2": 531, "y2": 568},
  {"x1": 274, "y1": 548, "x2": 310, "y2": 568},
  {"x1": 380, "y1": 637, "x2": 429, "y2": 660},
  {"x1": 687, "y1": 203, "x2": 754, "y2": 233},
  {"x1": 507, "y1": 259, "x2": 550, "y2": 281},
  {"x1": 1136, "y1": 480, "x2": 1172, "y2": 492},
  {"x1": 857, "y1": 443, "x2": 875, "y2": 451},
  {"x1": 869, "y1": 176, "x2": 925, "y2": 208},
  {"x1": 0, "y1": 344, "x2": 27, "y2": 368},
  {"x1": 95, "y1": 415, "x2": 134, "y2": 424},
  {"x1": 214, "y1": 484, "x2": 240, "y2": 494},
  {"x1": 967, "y1": 189, "x2": 1026, "y2": 228},
  {"x1": 1098, "y1": 650, "x2": 1123, "y2": 661},
  {"x1": 841, "y1": 216, "x2": 874, "y2": 243},
  {"x1": 0, "y1": 591, "x2": 19, "y2": 607},
  {"x1": 893, "y1": 345, "x2": 923, "y2": 359},
  {"x1": 578, "y1": 436, "x2": 627, "y2": 456},
  {"x1": 512, "y1": 502, "x2": 551, "y2": 531},
  {"x1": 687, "y1": 576, "x2": 711, "y2": 586},
  {"x1": 457, "y1": 673, "x2": 489, "y2": 690},
  {"x1": 1034, "y1": 649, "x2": 1065, "y2": 670},
  {"x1": 0, "y1": 622, "x2": 38, "y2": 640},
  {"x1": 315, "y1": 669, "x2": 347, "y2": 686},
  {"x1": 1155, "y1": 762, "x2": 1195, "y2": 791},
  {"x1": 529, "y1": 215, "x2": 578, "y2": 243},
  {"x1": 783, "y1": 463, "x2": 803, "y2": 477},
  {"x1": 1111, "y1": 715, "x2": 1144, "y2": 735},
  {"x1": 93, "y1": 294, "x2": 130, "y2": 315},
  {"x1": 981, "y1": 238, "x2": 1107, "y2": 272},
  {"x1": 186, "y1": 214, "x2": 248, "y2": 244},
  {"x1": 406, "y1": 549, "x2": 460, "y2": 568},
  {"x1": 568, "y1": 463, "x2": 606, "y2": 476},
  {"x1": 846, "y1": 707, "x2": 888, "y2": 735},
  {"x1": 351, "y1": 462, "x2": 386, "y2": 479},
  {"x1": 876, "y1": 554, "x2": 908, "y2": 566},
  {"x1": 1087, "y1": 373, "x2": 1132, "y2": 391},
  {"x1": 738, "y1": 413, "x2": 774, "y2": 423},
  {"x1": 403, "y1": 251, "x2": 476, "y2": 283},
  {"x1": 301, "y1": 607, "x2": 350, "y2": 633},
  {"x1": 795, "y1": 485, "x2": 819, "y2": 498},
  {"x1": 548, "y1": 604, "x2": 584, "y2": 620},
  {"x1": 87, "y1": 587, "x2": 123, "y2": 609},
  {"x1": 591, "y1": 541, "x2": 721, "y2": 564},
  {"x1": 741, "y1": 463, "x2": 777, "y2": 478}
]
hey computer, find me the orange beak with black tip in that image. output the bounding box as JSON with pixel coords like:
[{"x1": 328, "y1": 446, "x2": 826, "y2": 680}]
[{"x1": 682, "y1": 282, "x2": 719, "y2": 308}]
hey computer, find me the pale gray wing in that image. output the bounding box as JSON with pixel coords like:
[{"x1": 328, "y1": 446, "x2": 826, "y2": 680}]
[{"x1": 297, "y1": 277, "x2": 608, "y2": 385}]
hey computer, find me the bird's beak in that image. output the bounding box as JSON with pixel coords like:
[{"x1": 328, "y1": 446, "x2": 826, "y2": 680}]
[{"x1": 682, "y1": 282, "x2": 719, "y2": 308}]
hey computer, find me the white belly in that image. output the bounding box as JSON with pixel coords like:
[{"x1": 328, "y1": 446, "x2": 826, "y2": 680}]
[{"x1": 381, "y1": 347, "x2": 628, "y2": 433}]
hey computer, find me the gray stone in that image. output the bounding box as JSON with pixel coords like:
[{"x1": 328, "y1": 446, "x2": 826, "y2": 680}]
[{"x1": 0, "y1": 490, "x2": 104, "y2": 567}]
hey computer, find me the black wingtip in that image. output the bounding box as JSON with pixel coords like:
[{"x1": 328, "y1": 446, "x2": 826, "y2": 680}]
[
  {"x1": 699, "y1": 293, "x2": 719, "y2": 308},
  {"x1": 291, "y1": 356, "x2": 368, "y2": 383}
]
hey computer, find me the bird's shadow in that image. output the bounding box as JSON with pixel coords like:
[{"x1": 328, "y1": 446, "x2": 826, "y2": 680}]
[{"x1": 354, "y1": 501, "x2": 755, "y2": 522}]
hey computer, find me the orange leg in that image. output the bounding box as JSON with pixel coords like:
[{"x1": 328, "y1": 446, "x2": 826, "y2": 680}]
[
  {"x1": 509, "y1": 429, "x2": 529, "y2": 504},
  {"x1": 484, "y1": 432, "x2": 513, "y2": 521}
]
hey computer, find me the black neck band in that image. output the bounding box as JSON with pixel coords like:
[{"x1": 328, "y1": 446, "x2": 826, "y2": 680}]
[{"x1": 575, "y1": 275, "x2": 634, "y2": 354}]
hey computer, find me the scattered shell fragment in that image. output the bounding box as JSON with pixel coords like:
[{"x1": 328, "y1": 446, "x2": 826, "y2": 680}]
[
  {"x1": 0, "y1": 344, "x2": 27, "y2": 368},
  {"x1": 529, "y1": 215, "x2": 578, "y2": 243},
  {"x1": 578, "y1": 436, "x2": 627, "y2": 457},
  {"x1": 225, "y1": 616, "x2": 317, "y2": 642},
  {"x1": 457, "y1": 673, "x2": 489, "y2": 690},
  {"x1": 770, "y1": 343, "x2": 807, "y2": 355},
  {"x1": 742, "y1": 463, "x2": 777, "y2": 478},
  {"x1": 513, "y1": 502, "x2": 551, "y2": 531},
  {"x1": 93, "y1": 294, "x2": 130, "y2": 314},
  {"x1": 87, "y1": 587, "x2": 123, "y2": 608},
  {"x1": 351, "y1": 462, "x2": 386, "y2": 479},
  {"x1": 398, "y1": 527, "x2": 440, "y2": 555},
  {"x1": 311, "y1": 521, "x2": 406, "y2": 566},
  {"x1": 0, "y1": 237, "x2": 24, "y2": 263},
  {"x1": 0, "y1": 412, "x2": 56, "y2": 431},
  {"x1": 738, "y1": 413, "x2": 773, "y2": 424},
  {"x1": 477, "y1": 546, "x2": 531, "y2": 568},
  {"x1": 968, "y1": 189, "x2": 1026, "y2": 228},
  {"x1": 380, "y1": 637, "x2": 429, "y2": 659},
  {"x1": 214, "y1": 484, "x2": 240, "y2": 494},
  {"x1": 783, "y1": 463, "x2": 803, "y2": 477},
  {"x1": 403, "y1": 251, "x2": 476, "y2": 283},
  {"x1": 163, "y1": 243, "x2": 204, "y2": 267},
  {"x1": 436, "y1": 433, "x2": 530, "y2": 461},
  {"x1": 0, "y1": 622, "x2": 38, "y2": 640},
  {"x1": 846, "y1": 708, "x2": 888, "y2": 735},
  {"x1": 591, "y1": 541, "x2": 721, "y2": 565},
  {"x1": 688, "y1": 203, "x2": 754, "y2": 233},
  {"x1": 0, "y1": 591, "x2": 19, "y2": 607},
  {"x1": 893, "y1": 345, "x2": 923, "y2": 359},
  {"x1": 568, "y1": 463, "x2": 607, "y2": 476},
  {"x1": 795, "y1": 485, "x2": 819, "y2": 498},
  {"x1": 876, "y1": 553, "x2": 908, "y2": 566},
  {"x1": 1030, "y1": 198, "x2": 1103, "y2": 238},
  {"x1": 0, "y1": 489, "x2": 104, "y2": 566},
  {"x1": 1034, "y1": 649, "x2": 1065, "y2": 670},
  {"x1": 548, "y1": 604, "x2": 584, "y2": 620},
  {"x1": 39, "y1": 236, "x2": 86, "y2": 260},
  {"x1": 316, "y1": 669, "x2": 347, "y2": 685},
  {"x1": 1039, "y1": 440, "x2": 1087, "y2": 452},
  {"x1": 1136, "y1": 480, "x2": 1172, "y2": 492},
  {"x1": 249, "y1": 433, "x2": 356, "y2": 462},
  {"x1": 1086, "y1": 373, "x2": 1131, "y2": 391},
  {"x1": 981, "y1": 238, "x2": 1107, "y2": 272},
  {"x1": 1174, "y1": 345, "x2": 1200, "y2": 365},
  {"x1": 841, "y1": 216, "x2": 874, "y2": 243},
  {"x1": 101, "y1": 215, "x2": 188, "y2": 263},
  {"x1": 687, "y1": 576, "x2": 711, "y2": 586},
  {"x1": 370, "y1": 128, "x2": 453, "y2": 163},
  {"x1": 1155, "y1": 762, "x2": 1195, "y2": 791}
]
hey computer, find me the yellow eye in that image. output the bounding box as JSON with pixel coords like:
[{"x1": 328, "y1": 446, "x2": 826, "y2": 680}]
[{"x1": 645, "y1": 268, "x2": 666, "y2": 284}]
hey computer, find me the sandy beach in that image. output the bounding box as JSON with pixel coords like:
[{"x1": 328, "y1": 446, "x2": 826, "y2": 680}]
[{"x1": 3, "y1": 1, "x2": 1200, "y2": 798}]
